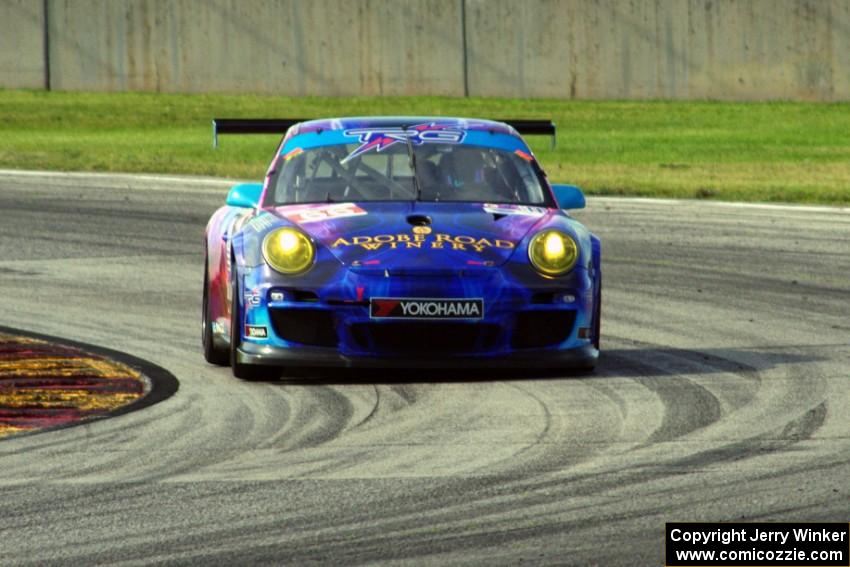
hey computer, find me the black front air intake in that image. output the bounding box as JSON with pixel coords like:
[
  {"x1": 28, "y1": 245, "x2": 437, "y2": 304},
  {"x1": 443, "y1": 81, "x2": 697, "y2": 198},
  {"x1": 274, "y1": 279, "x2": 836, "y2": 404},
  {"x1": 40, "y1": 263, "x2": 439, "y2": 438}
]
[
  {"x1": 269, "y1": 308, "x2": 337, "y2": 347},
  {"x1": 511, "y1": 311, "x2": 576, "y2": 349},
  {"x1": 350, "y1": 322, "x2": 500, "y2": 354}
]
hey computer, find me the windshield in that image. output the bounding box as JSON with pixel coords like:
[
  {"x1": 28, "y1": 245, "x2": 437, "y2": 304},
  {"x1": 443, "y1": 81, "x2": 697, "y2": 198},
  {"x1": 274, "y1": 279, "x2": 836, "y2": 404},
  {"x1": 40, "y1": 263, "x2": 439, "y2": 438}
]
[{"x1": 265, "y1": 143, "x2": 553, "y2": 206}]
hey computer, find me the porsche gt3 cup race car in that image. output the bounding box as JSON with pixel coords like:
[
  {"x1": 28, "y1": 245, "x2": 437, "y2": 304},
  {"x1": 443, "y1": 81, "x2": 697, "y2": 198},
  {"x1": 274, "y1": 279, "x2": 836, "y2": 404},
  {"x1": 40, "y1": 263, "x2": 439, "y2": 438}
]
[{"x1": 202, "y1": 117, "x2": 601, "y2": 379}]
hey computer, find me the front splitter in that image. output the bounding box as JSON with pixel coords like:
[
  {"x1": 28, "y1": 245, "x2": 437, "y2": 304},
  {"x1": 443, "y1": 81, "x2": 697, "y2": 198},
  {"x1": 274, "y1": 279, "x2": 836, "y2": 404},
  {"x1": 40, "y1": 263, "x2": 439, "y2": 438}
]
[{"x1": 237, "y1": 341, "x2": 598, "y2": 370}]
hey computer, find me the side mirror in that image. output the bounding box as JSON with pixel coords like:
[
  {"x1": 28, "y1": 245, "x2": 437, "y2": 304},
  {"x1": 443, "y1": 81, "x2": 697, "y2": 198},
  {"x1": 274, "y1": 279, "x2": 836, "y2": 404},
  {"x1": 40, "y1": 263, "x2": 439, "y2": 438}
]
[
  {"x1": 226, "y1": 183, "x2": 263, "y2": 208},
  {"x1": 551, "y1": 184, "x2": 586, "y2": 210}
]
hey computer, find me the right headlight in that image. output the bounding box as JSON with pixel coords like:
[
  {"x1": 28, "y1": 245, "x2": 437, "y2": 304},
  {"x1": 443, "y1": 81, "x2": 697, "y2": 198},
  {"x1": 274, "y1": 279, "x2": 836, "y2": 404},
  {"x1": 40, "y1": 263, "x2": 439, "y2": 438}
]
[
  {"x1": 528, "y1": 229, "x2": 579, "y2": 276},
  {"x1": 262, "y1": 227, "x2": 315, "y2": 275}
]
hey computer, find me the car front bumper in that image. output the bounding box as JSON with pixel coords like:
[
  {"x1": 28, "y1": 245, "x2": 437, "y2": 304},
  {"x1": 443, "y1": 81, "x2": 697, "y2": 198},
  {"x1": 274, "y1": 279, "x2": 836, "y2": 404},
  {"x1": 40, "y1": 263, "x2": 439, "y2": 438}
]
[
  {"x1": 236, "y1": 341, "x2": 598, "y2": 369},
  {"x1": 233, "y1": 262, "x2": 599, "y2": 369}
]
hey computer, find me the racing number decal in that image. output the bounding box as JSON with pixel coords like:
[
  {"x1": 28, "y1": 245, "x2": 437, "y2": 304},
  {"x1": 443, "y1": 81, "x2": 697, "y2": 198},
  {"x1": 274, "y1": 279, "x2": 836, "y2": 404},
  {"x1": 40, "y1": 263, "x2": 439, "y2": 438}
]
[{"x1": 282, "y1": 203, "x2": 367, "y2": 224}]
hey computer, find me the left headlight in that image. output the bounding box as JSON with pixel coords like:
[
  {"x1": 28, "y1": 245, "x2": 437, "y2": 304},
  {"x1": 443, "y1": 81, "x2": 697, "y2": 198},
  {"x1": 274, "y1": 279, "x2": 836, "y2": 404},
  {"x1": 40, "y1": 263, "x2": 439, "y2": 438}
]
[
  {"x1": 528, "y1": 229, "x2": 579, "y2": 276},
  {"x1": 262, "y1": 227, "x2": 315, "y2": 275}
]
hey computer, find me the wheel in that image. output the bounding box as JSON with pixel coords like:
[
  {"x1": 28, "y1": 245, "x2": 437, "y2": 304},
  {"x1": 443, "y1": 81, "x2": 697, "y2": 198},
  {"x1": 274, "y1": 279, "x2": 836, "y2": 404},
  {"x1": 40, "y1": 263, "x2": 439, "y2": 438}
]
[
  {"x1": 229, "y1": 259, "x2": 268, "y2": 381},
  {"x1": 202, "y1": 258, "x2": 229, "y2": 366},
  {"x1": 574, "y1": 274, "x2": 601, "y2": 374},
  {"x1": 592, "y1": 275, "x2": 602, "y2": 350}
]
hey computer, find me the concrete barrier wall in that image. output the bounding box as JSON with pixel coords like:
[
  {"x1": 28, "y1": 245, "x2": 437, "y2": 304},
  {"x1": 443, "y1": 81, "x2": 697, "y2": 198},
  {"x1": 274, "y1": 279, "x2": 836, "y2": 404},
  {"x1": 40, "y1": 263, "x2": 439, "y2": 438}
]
[
  {"x1": 466, "y1": 0, "x2": 850, "y2": 100},
  {"x1": 46, "y1": 0, "x2": 464, "y2": 95},
  {"x1": 0, "y1": 0, "x2": 46, "y2": 89},
  {"x1": 2, "y1": 0, "x2": 849, "y2": 100}
]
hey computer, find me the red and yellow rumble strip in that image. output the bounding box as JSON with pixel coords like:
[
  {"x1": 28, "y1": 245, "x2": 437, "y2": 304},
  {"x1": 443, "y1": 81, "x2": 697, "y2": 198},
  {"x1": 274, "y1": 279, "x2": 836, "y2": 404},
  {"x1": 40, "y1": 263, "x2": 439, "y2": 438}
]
[{"x1": 0, "y1": 333, "x2": 147, "y2": 437}]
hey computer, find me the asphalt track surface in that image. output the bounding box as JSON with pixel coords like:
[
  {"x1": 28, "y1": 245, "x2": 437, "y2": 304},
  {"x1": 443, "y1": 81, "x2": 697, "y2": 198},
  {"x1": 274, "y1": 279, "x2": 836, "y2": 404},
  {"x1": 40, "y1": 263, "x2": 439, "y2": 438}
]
[{"x1": 0, "y1": 170, "x2": 848, "y2": 566}]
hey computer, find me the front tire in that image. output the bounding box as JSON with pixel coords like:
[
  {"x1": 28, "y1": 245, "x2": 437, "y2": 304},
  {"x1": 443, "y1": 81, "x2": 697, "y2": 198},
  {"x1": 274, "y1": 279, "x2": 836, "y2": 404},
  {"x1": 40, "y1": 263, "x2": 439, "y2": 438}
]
[
  {"x1": 229, "y1": 259, "x2": 268, "y2": 381},
  {"x1": 202, "y1": 259, "x2": 229, "y2": 366},
  {"x1": 575, "y1": 275, "x2": 602, "y2": 374},
  {"x1": 592, "y1": 276, "x2": 602, "y2": 351}
]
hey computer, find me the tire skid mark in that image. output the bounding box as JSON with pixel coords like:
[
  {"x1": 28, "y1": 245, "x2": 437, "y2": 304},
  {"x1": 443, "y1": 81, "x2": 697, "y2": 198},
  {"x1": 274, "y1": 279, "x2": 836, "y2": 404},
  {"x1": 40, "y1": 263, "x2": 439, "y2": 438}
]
[
  {"x1": 475, "y1": 335, "x2": 834, "y2": 500},
  {"x1": 595, "y1": 339, "x2": 831, "y2": 468},
  {"x1": 271, "y1": 386, "x2": 355, "y2": 452},
  {"x1": 388, "y1": 383, "x2": 419, "y2": 405},
  {"x1": 639, "y1": 378, "x2": 721, "y2": 445},
  {"x1": 356, "y1": 384, "x2": 418, "y2": 426},
  {"x1": 779, "y1": 401, "x2": 828, "y2": 442},
  {"x1": 260, "y1": 381, "x2": 565, "y2": 479},
  {"x1": 465, "y1": 380, "x2": 554, "y2": 475},
  {"x1": 12, "y1": 474, "x2": 699, "y2": 566},
  {"x1": 339, "y1": 383, "x2": 419, "y2": 434},
  {"x1": 346, "y1": 385, "x2": 382, "y2": 430},
  {"x1": 166, "y1": 385, "x2": 366, "y2": 480},
  {"x1": 237, "y1": 386, "x2": 356, "y2": 454},
  {"x1": 669, "y1": 398, "x2": 830, "y2": 472},
  {"x1": 3, "y1": 179, "x2": 850, "y2": 565}
]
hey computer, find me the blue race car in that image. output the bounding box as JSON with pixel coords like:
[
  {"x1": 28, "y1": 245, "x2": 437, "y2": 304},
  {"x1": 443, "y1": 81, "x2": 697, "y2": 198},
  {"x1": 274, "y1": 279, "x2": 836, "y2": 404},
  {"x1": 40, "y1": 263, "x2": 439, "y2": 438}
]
[{"x1": 203, "y1": 117, "x2": 601, "y2": 379}]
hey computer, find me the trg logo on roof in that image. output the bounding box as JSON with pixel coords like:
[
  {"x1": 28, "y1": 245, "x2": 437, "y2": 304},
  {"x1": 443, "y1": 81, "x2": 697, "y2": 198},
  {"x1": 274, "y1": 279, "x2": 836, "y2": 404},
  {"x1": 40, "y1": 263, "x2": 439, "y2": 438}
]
[{"x1": 342, "y1": 122, "x2": 466, "y2": 163}]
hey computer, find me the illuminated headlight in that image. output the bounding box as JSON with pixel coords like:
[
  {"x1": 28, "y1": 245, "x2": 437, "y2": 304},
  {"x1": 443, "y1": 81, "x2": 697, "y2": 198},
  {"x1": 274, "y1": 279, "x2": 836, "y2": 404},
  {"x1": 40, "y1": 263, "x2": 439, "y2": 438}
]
[
  {"x1": 528, "y1": 229, "x2": 579, "y2": 276},
  {"x1": 262, "y1": 227, "x2": 315, "y2": 275}
]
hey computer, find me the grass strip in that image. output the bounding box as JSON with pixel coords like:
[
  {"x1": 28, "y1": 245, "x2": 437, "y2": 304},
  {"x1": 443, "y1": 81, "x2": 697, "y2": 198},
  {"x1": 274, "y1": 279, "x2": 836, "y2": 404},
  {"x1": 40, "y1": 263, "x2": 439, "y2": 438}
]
[{"x1": 1, "y1": 89, "x2": 848, "y2": 204}]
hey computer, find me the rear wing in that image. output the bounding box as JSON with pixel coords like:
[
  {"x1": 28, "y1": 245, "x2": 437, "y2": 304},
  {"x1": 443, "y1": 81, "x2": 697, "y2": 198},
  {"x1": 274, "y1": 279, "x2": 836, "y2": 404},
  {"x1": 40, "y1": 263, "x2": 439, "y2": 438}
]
[
  {"x1": 505, "y1": 119, "x2": 556, "y2": 148},
  {"x1": 212, "y1": 118, "x2": 308, "y2": 149},
  {"x1": 212, "y1": 118, "x2": 556, "y2": 149}
]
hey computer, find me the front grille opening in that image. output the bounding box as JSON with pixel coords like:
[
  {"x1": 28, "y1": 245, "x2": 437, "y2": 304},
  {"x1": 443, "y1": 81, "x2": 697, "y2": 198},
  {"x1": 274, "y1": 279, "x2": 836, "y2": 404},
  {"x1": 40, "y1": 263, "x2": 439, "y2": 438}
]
[
  {"x1": 530, "y1": 292, "x2": 556, "y2": 304},
  {"x1": 288, "y1": 289, "x2": 319, "y2": 302},
  {"x1": 511, "y1": 310, "x2": 576, "y2": 349},
  {"x1": 269, "y1": 308, "x2": 337, "y2": 346},
  {"x1": 350, "y1": 323, "x2": 500, "y2": 354}
]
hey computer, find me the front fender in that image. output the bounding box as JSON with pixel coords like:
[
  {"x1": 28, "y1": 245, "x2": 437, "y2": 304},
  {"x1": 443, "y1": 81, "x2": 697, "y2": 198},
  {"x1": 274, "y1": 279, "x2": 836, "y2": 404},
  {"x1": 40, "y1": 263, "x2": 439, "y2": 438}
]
[{"x1": 205, "y1": 205, "x2": 255, "y2": 330}]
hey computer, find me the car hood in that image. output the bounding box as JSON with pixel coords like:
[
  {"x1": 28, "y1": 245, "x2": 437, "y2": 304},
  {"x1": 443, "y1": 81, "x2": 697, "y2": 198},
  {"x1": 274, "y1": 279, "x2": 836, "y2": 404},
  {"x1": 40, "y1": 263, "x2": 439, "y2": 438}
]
[{"x1": 270, "y1": 201, "x2": 555, "y2": 271}]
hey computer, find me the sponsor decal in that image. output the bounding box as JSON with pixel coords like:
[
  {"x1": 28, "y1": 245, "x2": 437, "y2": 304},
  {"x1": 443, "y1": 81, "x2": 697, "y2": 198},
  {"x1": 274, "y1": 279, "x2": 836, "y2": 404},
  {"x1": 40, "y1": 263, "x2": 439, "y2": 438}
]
[
  {"x1": 370, "y1": 298, "x2": 484, "y2": 320},
  {"x1": 514, "y1": 149, "x2": 534, "y2": 162},
  {"x1": 342, "y1": 122, "x2": 466, "y2": 163},
  {"x1": 245, "y1": 325, "x2": 268, "y2": 339},
  {"x1": 412, "y1": 225, "x2": 432, "y2": 235},
  {"x1": 245, "y1": 290, "x2": 261, "y2": 306},
  {"x1": 247, "y1": 213, "x2": 275, "y2": 233},
  {"x1": 483, "y1": 203, "x2": 547, "y2": 217},
  {"x1": 331, "y1": 232, "x2": 515, "y2": 253},
  {"x1": 232, "y1": 210, "x2": 256, "y2": 233},
  {"x1": 282, "y1": 202, "x2": 367, "y2": 224}
]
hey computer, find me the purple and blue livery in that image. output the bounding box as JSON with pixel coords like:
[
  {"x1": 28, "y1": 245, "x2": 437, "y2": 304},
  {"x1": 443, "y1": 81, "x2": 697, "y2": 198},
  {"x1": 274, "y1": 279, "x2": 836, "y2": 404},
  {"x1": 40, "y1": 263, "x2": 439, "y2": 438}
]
[{"x1": 203, "y1": 117, "x2": 601, "y2": 379}]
